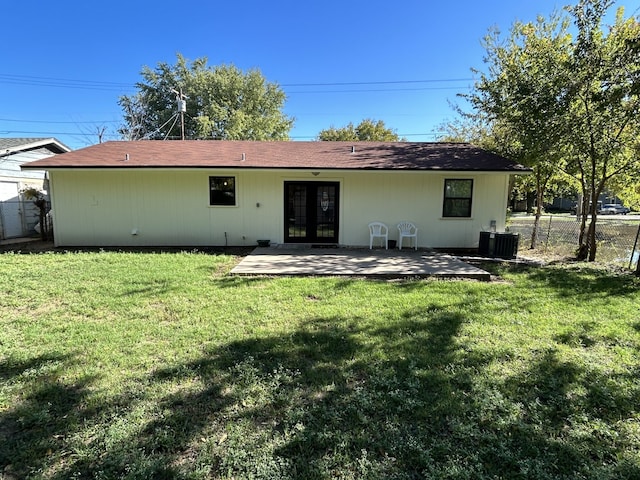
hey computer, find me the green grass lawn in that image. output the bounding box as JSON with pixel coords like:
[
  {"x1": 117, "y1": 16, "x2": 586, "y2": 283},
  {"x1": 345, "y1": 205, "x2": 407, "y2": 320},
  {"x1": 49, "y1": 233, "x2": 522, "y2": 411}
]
[{"x1": 1, "y1": 251, "x2": 640, "y2": 479}]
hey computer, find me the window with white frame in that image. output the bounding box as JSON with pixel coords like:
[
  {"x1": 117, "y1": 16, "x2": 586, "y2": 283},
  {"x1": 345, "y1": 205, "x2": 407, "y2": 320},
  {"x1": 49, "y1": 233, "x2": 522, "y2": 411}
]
[{"x1": 209, "y1": 176, "x2": 236, "y2": 206}]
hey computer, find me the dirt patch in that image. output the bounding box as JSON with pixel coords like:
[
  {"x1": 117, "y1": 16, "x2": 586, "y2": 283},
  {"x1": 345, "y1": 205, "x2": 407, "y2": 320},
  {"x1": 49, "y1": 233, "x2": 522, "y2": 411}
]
[{"x1": 0, "y1": 239, "x2": 56, "y2": 253}]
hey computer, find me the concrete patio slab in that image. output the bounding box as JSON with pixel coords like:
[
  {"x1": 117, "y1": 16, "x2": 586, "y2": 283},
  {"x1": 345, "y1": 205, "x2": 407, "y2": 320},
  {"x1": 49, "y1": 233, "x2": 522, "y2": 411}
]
[{"x1": 231, "y1": 247, "x2": 491, "y2": 280}]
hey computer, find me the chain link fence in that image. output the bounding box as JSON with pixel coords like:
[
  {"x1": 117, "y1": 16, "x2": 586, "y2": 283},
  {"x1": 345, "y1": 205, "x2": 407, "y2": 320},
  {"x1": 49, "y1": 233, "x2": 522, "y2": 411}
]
[{"x1": 508, "y1": 215, "x2": 640, "y2": 270}]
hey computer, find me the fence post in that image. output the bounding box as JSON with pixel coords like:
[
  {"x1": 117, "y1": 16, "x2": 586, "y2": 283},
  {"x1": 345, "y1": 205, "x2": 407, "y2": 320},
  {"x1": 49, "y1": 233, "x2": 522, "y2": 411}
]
[
  {"x1": 632, "y1": 223, "x2": 640, "y2": 275},
  {"x1": 545, "y1": 215, "x2": 552, "y2": 251}
]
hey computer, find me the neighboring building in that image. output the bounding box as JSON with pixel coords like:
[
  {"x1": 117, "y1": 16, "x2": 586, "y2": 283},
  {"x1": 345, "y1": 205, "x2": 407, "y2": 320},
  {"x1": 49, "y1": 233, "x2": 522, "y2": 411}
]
[
  {"x1": 0, "y1": 138, "x2": 70, "y2": 239},
  {"x1": 22, "y1": 141, "x2": 530, "y2": 248}
]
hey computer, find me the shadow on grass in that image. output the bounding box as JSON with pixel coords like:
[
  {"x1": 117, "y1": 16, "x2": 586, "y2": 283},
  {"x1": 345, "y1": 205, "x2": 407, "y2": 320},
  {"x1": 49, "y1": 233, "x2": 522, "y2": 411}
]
[
  {"x1": 498, "y1": 346, "x2": 640, "y2": 475},
  {"x1": 0, "y1": 353, "x2": 99, "y2": 477},
  {"x1": 121, "y1": 279, "x2": 178, "y2": 297},
  {"x1": 213, "y1": 276, "x2": 275, "y2": 289},
  {"x1": 0, "y1": 353, "x2": 73, "y2": 382},
  {"x1": 481, "y1": 262, "x2": 640, "y2": 299},
  {"x1": 4, "y1": 310, "x2": 640, "y2": 478}
]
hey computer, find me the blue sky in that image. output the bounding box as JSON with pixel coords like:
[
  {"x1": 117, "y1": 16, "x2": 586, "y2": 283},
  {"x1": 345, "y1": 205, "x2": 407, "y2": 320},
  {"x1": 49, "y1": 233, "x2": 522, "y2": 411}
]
[{"x1": 2, "y1": 0, "x2": 638, "y2": 150}]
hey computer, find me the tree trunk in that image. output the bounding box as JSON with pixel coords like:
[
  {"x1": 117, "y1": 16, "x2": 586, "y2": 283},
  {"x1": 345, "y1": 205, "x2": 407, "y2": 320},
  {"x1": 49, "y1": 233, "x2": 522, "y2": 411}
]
[
  {"x1": 530, "y1": 180, "x2": 544, "y2": 249},
  {"x1": 587, "y1": 215, "x2": 598, "y2": 262},
  {"x1": 39, "y1": 209, "x2": 46, "y2": 241},
  {"x1": 576, "y1": 193, "x2": 590, "y2": 260},
  {"x1": 34, "y1": 199, "x2": 48, "y2": 241},
  {"x1": 580, "y1": 183, "x2": 603, "y2": 262},
  {"x1": 634, "y1": 224, "x2": 640, "y2": 276},
  {"x1": 526, "y1": 191, "x2": 536, "y2": 214}
]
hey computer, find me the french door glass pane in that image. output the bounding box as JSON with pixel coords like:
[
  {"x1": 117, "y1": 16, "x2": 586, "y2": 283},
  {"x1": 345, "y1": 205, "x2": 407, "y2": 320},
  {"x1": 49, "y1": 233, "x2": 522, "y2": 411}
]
[
  {"x1": 316, "y1": 186, "x2": 335, "y2": 238},
  {"x1": 287, "y1": 185, "x2": 307, "y2": 238}
]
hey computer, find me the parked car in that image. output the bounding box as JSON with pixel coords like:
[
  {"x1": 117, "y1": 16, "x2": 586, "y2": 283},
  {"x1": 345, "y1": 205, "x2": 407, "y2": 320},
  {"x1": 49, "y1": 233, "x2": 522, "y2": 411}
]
[
  {"x1": 600, "y1": 203, "x2": 630, "y2": 215},
  {"x1": 570, "y1": 201, "x2": 603, "y2": 215}
]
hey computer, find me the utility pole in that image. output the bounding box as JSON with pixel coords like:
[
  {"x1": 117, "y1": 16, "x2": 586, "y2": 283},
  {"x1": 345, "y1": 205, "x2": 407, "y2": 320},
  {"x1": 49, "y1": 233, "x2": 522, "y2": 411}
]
[{"x1": 171, "y1": 88, "x2": 188, "y2": 140}]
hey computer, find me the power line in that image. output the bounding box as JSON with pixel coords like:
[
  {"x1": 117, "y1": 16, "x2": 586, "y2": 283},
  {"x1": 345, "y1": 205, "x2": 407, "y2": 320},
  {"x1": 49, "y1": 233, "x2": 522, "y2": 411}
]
[
  {"x1": 0, "y1": 129, "x2": 121, "y2": 137},
  {"x1": 281, "y1": 78, "x2": 474, "y2": 87},
  {"x1": 0, "y1": 74, "x2": 132, "y2": 91},
  {"x1": 287, "y1": 86, "x2": 472, "y2": 94},
  {"x1": 0, "y1": 117, "x2": 119, "y2": 125},
  {"x1": 288, "y1": 132, "x2": 446, "y2": 140},
  {"x1": 0, "y1": 72, "x2": 474, "y2": 92},
  {"x1": 0, "y1": 73, "x2": 466, "y2": 142},
  {"x1": 3, "y1": 128, "x2": 443, "y2": 141}
]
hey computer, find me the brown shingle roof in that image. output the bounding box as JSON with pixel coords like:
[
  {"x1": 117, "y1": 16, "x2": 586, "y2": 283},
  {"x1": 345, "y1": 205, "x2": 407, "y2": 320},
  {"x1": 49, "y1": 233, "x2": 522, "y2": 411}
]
[{"x1": 21, "y1": 140, "x2": 530, "y2": 172}]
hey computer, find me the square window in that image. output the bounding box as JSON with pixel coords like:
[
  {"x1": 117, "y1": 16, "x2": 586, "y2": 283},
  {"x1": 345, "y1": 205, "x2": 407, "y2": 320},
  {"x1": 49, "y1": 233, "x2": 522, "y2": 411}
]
[
  {"x1": 443, "y1": 179, "x2": 473, "y2": 217},
  {"x1": 209, "y1": 176, "x2": 236, "y2": 206}
]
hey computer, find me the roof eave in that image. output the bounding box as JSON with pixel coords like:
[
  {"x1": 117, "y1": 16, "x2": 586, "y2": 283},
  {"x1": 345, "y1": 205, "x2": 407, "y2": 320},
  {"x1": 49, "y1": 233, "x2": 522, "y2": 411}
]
[
  {"x1": 21, "y1": 164, "x2": 533, "y2": 173},
  {"x1": 2, "y1": 138, "x2": 71, "y2": 158}
]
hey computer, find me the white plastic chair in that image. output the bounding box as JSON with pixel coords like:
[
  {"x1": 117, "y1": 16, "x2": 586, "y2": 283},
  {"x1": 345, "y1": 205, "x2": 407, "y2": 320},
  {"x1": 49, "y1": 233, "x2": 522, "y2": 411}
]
[
  {"x1": 368, "y1": 222, "x2": 389, "y2": 249},
  {"x1": 397, "y1": 221, "x2": 418, "y2": 250}
]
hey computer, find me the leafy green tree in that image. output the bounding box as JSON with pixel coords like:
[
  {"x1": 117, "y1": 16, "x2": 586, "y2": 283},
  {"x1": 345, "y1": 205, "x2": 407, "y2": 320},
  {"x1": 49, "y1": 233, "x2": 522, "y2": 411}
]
[
  {"x1": 464, "y1": 13, "x2": 573, "y2": 248},
  {"x1": 609, "y1": 178, "x2": 640, "y2": 211},
  {"x1": 436, "y1": 115, "x2": 494, "y2": 145},
  {"x1": 119, "y1": 54, "x2": 294, "y2": 140},
  {"x1": 318, "y1": 119, "x2": 403, "y2": 141},
  {"x1": 562, "y1": 1, "x2": 640, "y2": 260},
  {"x1": 460, "y1": 0, "x2": 640, "y2": 259}
]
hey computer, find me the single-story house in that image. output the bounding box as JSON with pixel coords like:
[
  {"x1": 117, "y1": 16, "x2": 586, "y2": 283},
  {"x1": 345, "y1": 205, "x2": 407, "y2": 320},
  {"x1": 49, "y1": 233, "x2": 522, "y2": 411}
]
[
  {"x1": 21, "y1": 140, "x2": 530, "y2": 248},
  {"x1": 1, "y1": 137, "x2": 70, "y2": 239}
]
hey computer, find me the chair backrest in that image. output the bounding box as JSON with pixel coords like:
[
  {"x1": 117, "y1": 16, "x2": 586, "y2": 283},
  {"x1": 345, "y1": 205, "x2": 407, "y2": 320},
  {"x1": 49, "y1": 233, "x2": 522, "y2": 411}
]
[
  {"x1": 368, "y1": 222, "x2": 388, "y2": 235},
  {"x1": 397, "y1": 221, "x2": 417, "y2": 234}
]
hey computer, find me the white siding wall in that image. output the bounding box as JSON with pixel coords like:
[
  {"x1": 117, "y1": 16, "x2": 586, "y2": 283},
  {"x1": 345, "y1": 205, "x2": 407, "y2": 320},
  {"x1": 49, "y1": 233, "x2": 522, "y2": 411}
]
[
  {"x1": 49, "y1": 169, "x2": 511, "y2": 248},
  {"x1": 340, "y1": 170, "x2": 509, "y2": 248},
  {"x1": 0, "y1": 151, "x2": 47, "y2": 181}
]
